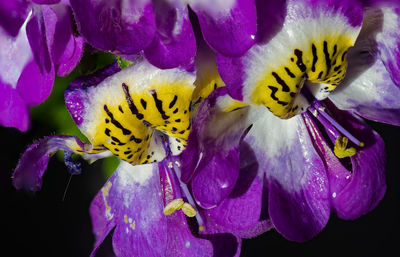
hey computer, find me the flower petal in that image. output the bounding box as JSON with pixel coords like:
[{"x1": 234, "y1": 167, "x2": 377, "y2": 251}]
[
  {"x1": 0, "y1": 0, "x2": 30, "y2": 37},
  {"x1": 16, "y1": 59, "x2": 54, "y2": 105},
  {"x1": 143, "y1": 0, "x2": 196, "y2": 69},
  {"x1": 19, "y1": 8, "x2": 55, "y2": 105},
  {"x1": 181, "y1": 89, "x2": 249, "y2": 208},
  {"x1": 0, "y1": 18, "x2": 32, "y2": 89},
  {"x1": 304, "y1": 104, "x2": 386, "y2": 220},
  {"x1": 12, "y1": 135, "x2": 102, "y2": 191},
  {"x1": 65, "y1": 59, "x2": 195, "y2": 165},
  {"x1": 32, "y1": 0, "x2": 60, "y2": 4},
  {"x1": 363, "y1": 1, "x2": 400, "y2": 87},
  {"x1": 42, "y1": 3, "x2": 84, "y2": 77},
  {"x1": 189, "y1": 0, "x2": 257, "y2": 57},
  {"x1": 158, "y1": 161, "x2": 214, "y2": 257},
  {"x1": 202, "y1": 142, "x2": 267, "y2": 237},
  {"x1": 0, "y1": 80, "x2": 29, "y2": 131},
  {"x1": 244, "y1": 107, "x2": 330, "y2": 241},
  {"x1": 218, "y1": 0, "x2": 362, "y2": 118},
  {"x1": 90, "y1": 161, "x2": 168, "y2": 257},
  {"x1": 70, "y1": 0, "x2": 156, "y2": 55},
  {"x1": 329, "y1": 54, "x2": 400, "y2": 126}
]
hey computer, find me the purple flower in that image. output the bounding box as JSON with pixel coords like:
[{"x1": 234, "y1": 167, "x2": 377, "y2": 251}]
[
  {"x1": 69, "y1": 0, "x2": 257, "y2": 69},
  {"x1": 0, "y1": 0, "x2": 84, "y2": 131},
  {"x1": 12, "y1": 58, "x2": 246, "y2": 256},
  {"x1": 182, "y1": 0, "x2": 400, "y2": 242}
]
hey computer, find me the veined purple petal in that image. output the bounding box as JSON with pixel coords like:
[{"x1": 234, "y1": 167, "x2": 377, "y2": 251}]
[
  {"x1": 189, "y1": 0, "x2": 257, "y2": 57},
  {"x1": 42, "y1": 3, "x2": 84, "y2": 77},
  {"x1": 12, "y1": 135, "x2": 91, "y2": 191},
  {"x1": 0, "y1": 79, "x2": 29, "y2": 131},
  {"x1": 90, "y1": 161, "x2": 167, "y2": 257},
  {"x1": 304, "y1": 104, "x2": 386, "y2": 220},
  {"x1": 143, "y1": 0, "x2": 196, "y2": 69},
  {"x1": 0, "y1": 0, "x2": 30, "y2": 37},
  {"x1": 70, "y1": 0, "x2": 156, "y2": 55},
  {"x1": 244, "y1": 107, "x2": 330, "y2": 242},
  {"x1": 329, "y1": 54, "x2": 400, "y2": 126}
]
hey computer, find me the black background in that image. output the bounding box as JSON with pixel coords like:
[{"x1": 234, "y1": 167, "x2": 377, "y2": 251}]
[{"x1": 1, "y1": 120, "x2": 399, "y2": 257}]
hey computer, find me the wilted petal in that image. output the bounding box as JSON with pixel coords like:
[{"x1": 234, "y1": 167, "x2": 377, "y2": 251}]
[
  {"x1": 65, "y1": 60, "x2": 195, "y2": 165},
  {"x1": 0, "y1": 0, "x2": 30, "y2": 37},
  {"x1": 70, "y1": 0, "x2": 156, "y2": 55},
  {"x1": 304, "y1": 104, "x2": 386, "y2": 220},
  {"x1": 189, "y1": 0, "x2": 257, "y2": 57},
  {"x1": 42, "y1": 3, "x2": 84, "y2": 77},
  {"x1": 245, "y1": 107, "x2": 330, "y2": 242},
  {"x1": 144, "y1": 0, "x2": 196, "y2": 69},
  {"x1": 90, "y1": 161, "x2": 167, "y2": 257},
  {"x1": 0, "y1": 80, "x2": 29, "y2": 131},
  {"x1": 12, "y1": 135, "x2": 100, "y2": 191}
]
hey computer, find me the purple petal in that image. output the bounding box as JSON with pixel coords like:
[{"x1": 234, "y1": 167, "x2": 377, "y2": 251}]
[
  {"x1": 190, "y1": 0, "x2": 257, "y2": 57},
  {"x1": 70, "y1": 0, "x2": 156, "y2": 55},
  {"x1": 143, "y1": 0, "x2": 196, "y2": 69},
  {"x1": 16, "y1": 59, "x2": 54, "y2": 105},
  {"x1": 329, "y1": 55, "x2": 400, "y2": 126},
  {"x1": 158, "y1": 161, "x2": 214, "y2": 257},
  {"x1": 90, "y1": 162, "x2": 168, "y2": 257},
  {"x1": 21, "y1": 8, "x2": 55, "y2": 104},
  {"x1": 364, "y1": 1, "x2": 400, "y2": 87},
  {"x1": 32, "y1": 0, "x2": 60, "y2": 4},
  {"x1": 191, "y1": 148, "x2": 240, "y2": 209},
  {"x1": 305, "y1": 104, "x2": 386, "y2": 220},
  {"x1": 12, "y1": 135, "x2": 90, "y2": 191},
  {"x1": 42, "y1": 3, "x2": 84, "y2": 77},
  {"x1": 181, "y1": 89, "x2": 249, "y2": 208},
  {"x1": 0, "y1": 80, "x2": 29, "y2": 131},
  {"x1": 202, "y1": 166, "x2": 265, "y2": 237},
  {"x1": 245, "y1": 108, "x2": 330, "y2": 242},
  {"x1": 0, "y1": 0, "x2": 30, "y2": 37}
]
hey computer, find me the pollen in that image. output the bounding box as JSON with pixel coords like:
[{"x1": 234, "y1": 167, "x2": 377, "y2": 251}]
[
  {"x1": 181, "y1": 203, "x2": 197, "y2": 217},
  {"x1": 163, "y1": 198, "x2": 184, "y2": 215},
  {"x1": 163, "y1": 198, "x2": 197, "y2": 217},
  {"x1": 334, "y1": 136, "x2": 357, "y2": 158}
]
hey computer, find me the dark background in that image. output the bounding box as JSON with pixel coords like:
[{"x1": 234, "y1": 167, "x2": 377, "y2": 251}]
[{"x1": 1, "y1": 119, "x2": 399, "y2": 257}]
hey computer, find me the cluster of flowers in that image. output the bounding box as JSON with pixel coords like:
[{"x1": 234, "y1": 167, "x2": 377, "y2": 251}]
[{"x1": 2, "y1": 0, "x2": 400, "y2": 256}]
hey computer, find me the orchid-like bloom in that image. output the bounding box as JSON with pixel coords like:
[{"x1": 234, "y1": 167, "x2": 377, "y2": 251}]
[
  {"x1": 180, "y1": 0, "x2": 400, "y2": 242},
  {"x1": 69, "y1": 0, "x2": 257, "y2": 69},
  {"x1": 13, "y1": 58, "x2": 247, "y2": 256},
  {"x1": 0, "y1": 0, "x2": 84, "y2": 131}
]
